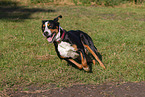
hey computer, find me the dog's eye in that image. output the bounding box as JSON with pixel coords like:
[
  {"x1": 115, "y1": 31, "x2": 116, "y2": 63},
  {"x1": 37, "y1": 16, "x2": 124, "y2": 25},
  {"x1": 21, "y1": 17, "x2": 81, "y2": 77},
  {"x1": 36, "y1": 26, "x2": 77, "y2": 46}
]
[{"x1": 43, "y1": 25, "x2": 45, "y2": 27}]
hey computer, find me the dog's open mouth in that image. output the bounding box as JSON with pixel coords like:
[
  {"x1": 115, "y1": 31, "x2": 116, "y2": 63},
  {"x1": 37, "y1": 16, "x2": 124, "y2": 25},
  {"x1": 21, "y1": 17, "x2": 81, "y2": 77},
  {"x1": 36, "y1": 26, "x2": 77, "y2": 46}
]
[{"x1": 47, "y1": 32, "x2": 56, "y2": 43}]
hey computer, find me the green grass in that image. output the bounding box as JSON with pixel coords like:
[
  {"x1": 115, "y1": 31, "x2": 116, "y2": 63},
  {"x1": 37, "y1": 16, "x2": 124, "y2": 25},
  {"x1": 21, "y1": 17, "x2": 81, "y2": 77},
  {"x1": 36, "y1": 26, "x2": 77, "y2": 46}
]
[{"x1": 0, "y1": 4, "x2": 145, "y2": 90}]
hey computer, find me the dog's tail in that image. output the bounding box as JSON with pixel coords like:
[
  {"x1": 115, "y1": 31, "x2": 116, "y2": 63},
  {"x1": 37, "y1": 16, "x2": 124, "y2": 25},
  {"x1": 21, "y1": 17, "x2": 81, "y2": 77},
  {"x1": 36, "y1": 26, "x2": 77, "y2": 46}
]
[{"x1": 54, "y1": 15, "x2": 62, "y2": 22}]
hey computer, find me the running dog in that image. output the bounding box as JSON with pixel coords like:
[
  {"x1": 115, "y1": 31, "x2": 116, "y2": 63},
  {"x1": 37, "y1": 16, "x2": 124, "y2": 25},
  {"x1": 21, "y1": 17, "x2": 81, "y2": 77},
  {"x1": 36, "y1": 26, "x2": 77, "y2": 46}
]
[{"x1": 41, "y1": 15, "x2": 105, "y2": 72}]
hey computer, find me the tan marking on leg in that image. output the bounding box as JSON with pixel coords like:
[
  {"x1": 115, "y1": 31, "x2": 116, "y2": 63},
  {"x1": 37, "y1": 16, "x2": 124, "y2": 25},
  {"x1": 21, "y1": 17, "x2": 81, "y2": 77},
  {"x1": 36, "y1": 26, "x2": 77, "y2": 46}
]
[
  {"x1": 80, "y1": 52, "x2": 87, "y2": 67},
  {"x1": 68, "y1": 59, "x2": 83, "y2": 69},
  {"x1": 60, "y1": 56, "x2": 66, "y2": 59},
  {"x1": 84, "y1": 45, "x2": 106, "y2": 69},
  {"x1": 80, "y1": 52, "x2": 90, "y2": 71},
  {"x1": 92, "y1": 59, "x2": 96, "y2": 65}
]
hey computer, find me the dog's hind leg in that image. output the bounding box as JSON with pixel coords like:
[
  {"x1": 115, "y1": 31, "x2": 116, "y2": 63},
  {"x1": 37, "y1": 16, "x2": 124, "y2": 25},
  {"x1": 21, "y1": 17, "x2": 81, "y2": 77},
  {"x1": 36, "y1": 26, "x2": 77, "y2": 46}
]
[
  {"x1": 80, "y1": 52, "x2": 90, "y2": 72},
  {"x1": 85, "y1": 53, "x2": 96, "y2": 65},
  {"x1": 84, "y1": 44, "x2": 106, "y2": 69},
  {"x1": 68, "y1": 59, "x2": 83, "y2": 69}
]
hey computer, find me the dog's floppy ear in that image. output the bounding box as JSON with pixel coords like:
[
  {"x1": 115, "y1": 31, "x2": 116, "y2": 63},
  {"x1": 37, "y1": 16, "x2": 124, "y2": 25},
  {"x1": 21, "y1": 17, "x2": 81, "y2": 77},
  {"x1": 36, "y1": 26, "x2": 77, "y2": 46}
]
[{"x1": 54, "y1": 15, "x2": 62, "y2": 22}]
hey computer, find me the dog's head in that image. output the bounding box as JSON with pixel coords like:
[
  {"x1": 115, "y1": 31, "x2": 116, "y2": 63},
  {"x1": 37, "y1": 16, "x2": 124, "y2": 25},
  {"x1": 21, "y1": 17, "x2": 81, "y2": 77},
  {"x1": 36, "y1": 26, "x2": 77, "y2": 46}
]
[{"x1": 42, "y1": 15, "x2": 62, "y2": 43}]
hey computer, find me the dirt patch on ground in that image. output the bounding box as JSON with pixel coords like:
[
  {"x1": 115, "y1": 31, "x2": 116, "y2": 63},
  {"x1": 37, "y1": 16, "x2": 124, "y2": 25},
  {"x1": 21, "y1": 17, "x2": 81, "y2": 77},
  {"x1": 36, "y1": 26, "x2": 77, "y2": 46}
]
[{"x1": 1, "y1": 81, "x2": 145, "y2": 97}]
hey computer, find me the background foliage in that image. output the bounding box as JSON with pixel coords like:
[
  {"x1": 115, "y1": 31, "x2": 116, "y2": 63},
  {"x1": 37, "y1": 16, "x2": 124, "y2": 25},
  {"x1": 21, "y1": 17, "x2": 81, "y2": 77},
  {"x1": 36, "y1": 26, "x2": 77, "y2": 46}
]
[
  {"x1": 1, "y1": 0, "x2": 143, "y2": 6},
  {"x1": 29, "y1": 0, "x2": 144, "y2": 6}
]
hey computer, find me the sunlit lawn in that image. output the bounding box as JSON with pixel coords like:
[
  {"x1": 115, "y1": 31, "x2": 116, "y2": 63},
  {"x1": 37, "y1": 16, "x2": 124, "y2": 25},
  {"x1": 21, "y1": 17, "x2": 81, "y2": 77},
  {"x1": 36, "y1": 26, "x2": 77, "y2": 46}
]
[{"x1": 0, "y1": 4, "x2": 145, "y2": 90}]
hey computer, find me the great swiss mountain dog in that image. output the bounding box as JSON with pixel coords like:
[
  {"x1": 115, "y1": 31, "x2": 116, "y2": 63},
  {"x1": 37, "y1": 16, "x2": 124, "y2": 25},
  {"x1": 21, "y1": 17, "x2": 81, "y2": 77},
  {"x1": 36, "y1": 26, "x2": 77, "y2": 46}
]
[{"x1": 41, "y1": 15, "x2": 105, "y2": 72}]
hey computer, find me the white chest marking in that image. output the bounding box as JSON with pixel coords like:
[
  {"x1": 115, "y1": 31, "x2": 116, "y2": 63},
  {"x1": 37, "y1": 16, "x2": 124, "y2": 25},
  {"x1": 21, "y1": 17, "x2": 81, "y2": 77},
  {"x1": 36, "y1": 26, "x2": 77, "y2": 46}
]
[{"x1": 58, "y1": 42, "x2": 79, "y2": 58}]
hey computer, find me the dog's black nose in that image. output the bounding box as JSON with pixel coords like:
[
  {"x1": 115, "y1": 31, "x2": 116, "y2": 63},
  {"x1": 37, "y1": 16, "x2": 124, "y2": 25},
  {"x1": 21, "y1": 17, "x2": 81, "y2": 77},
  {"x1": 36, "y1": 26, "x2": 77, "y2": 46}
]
[{"x1": 43, "y1": 32, "x2": 48, "y2": 37}]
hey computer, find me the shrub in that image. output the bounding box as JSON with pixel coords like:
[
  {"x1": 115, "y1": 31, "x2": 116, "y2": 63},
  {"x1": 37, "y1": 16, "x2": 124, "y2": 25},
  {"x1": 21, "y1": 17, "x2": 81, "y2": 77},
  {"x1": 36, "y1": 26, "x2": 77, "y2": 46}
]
[
  {"x1": 79, "y1": 0, "x2": 91, "y2": 5},
  {"x1": 96, "y1": 0, "x2": 130, "y2": 6},
  {"x1": 30, "y1": 0, "x2": 54, "y2": 4},
  {"x1": 73, "y1": 0, "x2": 78, "y2": 5}
]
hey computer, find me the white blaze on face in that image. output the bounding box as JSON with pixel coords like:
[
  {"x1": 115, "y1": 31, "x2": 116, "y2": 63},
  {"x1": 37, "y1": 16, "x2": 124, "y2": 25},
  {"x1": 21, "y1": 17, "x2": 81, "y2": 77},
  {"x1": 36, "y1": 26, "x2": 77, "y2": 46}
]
[
  {"x1": 44, "y1": 22, "x2": 51, "y2": 35},
  {"x1": 43, "y1": 21, "x2": 54, "y2": 42}
]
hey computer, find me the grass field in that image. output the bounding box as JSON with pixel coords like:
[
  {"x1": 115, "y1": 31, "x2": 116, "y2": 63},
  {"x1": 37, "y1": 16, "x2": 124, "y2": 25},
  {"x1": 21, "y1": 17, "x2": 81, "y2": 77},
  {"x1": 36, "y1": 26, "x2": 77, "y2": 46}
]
[{"x1": 0, "y1": 2, "x2": 145, "y2": 91}]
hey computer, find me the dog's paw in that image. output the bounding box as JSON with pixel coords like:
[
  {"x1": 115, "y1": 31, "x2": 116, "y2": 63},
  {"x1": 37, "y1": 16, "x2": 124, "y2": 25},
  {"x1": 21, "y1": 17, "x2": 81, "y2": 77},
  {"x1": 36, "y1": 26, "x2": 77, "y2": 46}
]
[{"x1": 83, "y1": 66, "x2": 90, "y2": 72}]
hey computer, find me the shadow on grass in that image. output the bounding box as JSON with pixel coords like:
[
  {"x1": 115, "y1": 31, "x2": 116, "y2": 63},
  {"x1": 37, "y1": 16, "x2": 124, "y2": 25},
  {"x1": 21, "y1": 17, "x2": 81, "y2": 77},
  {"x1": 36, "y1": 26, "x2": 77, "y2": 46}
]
[{"x1": 0, "y1": 0, "x2": 55, "y2": 22}]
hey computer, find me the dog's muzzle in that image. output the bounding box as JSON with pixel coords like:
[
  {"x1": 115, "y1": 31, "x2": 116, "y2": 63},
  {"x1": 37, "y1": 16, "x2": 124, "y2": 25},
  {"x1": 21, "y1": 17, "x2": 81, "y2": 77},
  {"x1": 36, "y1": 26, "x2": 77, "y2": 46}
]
[
  {"x1": 43, "y1": 31, "x2": 57, "y2": 43},
  {"x1": 43, "y1": 31, "x2": 56, "y2": 38},
  {"x1": 43, "y1": 32, "x2": 49, "y2": 38}
]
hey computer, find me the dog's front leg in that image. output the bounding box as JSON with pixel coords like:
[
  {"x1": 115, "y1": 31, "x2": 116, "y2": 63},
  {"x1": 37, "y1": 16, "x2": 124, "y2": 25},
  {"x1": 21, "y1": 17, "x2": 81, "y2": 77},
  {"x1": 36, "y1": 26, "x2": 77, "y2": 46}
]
[
  {"x1": 68, "y1": 59, "x2": 83, "y2": 69},
  {"x1": 80, "y1": 52, "x2": 90, "y2": 72}
]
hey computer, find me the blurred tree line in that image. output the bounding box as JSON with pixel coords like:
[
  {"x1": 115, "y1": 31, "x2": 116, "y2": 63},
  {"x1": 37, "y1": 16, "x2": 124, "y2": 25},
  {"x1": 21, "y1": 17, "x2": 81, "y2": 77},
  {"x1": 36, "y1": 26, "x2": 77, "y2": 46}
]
[
  {"x1": 0, "y1": 0, "x2": 144, "y2": 6},
  {"x1": 31, "y1": 0, "x2": 144, "y2": 6}
]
